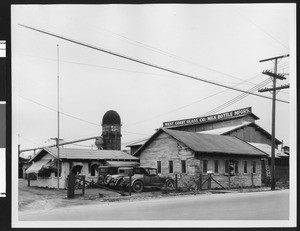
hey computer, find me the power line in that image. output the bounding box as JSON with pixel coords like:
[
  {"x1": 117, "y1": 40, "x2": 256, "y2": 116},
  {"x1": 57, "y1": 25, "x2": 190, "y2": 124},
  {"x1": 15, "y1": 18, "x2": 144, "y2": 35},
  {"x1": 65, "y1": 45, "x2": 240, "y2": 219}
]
[
  {"x1": 19, "y1": 52, "x2": 265, "y2": 90},
  {"x1": 19, "y1": 95, "x2": 148, "y2": 136},
  {"x1": 17, "y1": 53, "x2": 183, "y2": 80},
  {"x1": 100, "y1": 29, "x2": 258, "y2": 86},
  {"x1": 72, "y1": 18, "x2": 259, "y2": 87},
  {"x1": 125, "y1": 89, "x2": 228, "y2": 128},
  {"x1": 232, "y1": 6, "x2": 289, "y2": 51},
  {"x1": 19, "y1": 95, "x2": 101, "y2": 127},
  {"x1": 19, "y1": 135, "x2": 44, "y2": 147},
  {"x1": 125, "y1": 73, "x2": 267, "y2": 128},
  {"x1": 201, "y1": 78, "x2": 272, "y2": 116},
  {"x1": 19, "y1": 24, "x2": 289, "y2": 104}
]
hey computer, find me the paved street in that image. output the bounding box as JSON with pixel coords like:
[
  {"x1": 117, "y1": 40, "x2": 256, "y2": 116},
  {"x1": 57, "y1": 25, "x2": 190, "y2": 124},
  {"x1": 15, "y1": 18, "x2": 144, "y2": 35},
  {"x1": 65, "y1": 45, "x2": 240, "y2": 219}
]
[{"x1": 19, "y1": 189, "x2": 289, "y2": 221}]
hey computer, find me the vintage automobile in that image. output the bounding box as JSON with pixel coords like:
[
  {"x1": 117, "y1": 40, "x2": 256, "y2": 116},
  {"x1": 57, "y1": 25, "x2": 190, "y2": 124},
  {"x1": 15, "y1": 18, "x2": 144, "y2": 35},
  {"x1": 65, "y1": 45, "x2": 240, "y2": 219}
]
[
  {"x1": 97, "y1": 166, "x2": 119, "y2": 184},
  {"x1": 105, "y1": 167, "x2": 134, "y2": 187},
  {"x1": 120, "y1": 166, "x2": 175, "y2": 193}
]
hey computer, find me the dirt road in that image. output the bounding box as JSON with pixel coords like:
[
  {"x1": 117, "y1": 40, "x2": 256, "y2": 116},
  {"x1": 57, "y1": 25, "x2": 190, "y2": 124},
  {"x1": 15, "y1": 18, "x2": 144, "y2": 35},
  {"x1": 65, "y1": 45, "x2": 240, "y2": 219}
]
[
  {"x1": 19, "y1": 179, "x2": 125, "y2": 212},
  {"x1": 18, "y1": 179, "x2": 284, "y2": 214},
  {"x1": 18, "y1": 179, "x2": 166, "y2": 212},
  {"x1": 20, "y1": 190, "x2": 289, "y2": 221}
]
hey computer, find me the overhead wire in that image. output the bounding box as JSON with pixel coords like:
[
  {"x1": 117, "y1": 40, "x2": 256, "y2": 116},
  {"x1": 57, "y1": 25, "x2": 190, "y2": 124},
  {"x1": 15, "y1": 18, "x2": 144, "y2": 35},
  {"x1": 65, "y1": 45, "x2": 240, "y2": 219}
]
[
  {"x1": 231, "y1": 6, "x2": 289, "y2": 51},
  {"x1": 73, "y1": 18, "x2": 260, "y2": 87},
  {"x1": 19, "y1": 24, "x2": 289, "y2": 104},
  {"x1": 17, "y1": 53, "x2": 185, "y2": 80},
  {"x1": 18, "y1": 135, "x2": 44, "y2": 147},
  {"x1": 202, "y1": 78, "x2": 272, "y2": 116},
  {"x1": 124, "y1": 77, "x2": 273, "y2": 145},
  {"x1": 201, "y1": 78, "x2": 273, "y2": 116},
  {"x1": 19, "y1": 95, "x2": 149, "y2": 136},
  {"x1": 125, "y1": 72, "x2": 268, "y2": 127}
]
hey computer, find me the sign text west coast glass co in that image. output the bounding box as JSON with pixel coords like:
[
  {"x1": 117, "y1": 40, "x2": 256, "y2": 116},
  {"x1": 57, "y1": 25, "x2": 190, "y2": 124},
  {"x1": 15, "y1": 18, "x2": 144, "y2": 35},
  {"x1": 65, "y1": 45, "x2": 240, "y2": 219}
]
[{"x1": 163, "y1": 107, "x2": 252, "y2": 128}]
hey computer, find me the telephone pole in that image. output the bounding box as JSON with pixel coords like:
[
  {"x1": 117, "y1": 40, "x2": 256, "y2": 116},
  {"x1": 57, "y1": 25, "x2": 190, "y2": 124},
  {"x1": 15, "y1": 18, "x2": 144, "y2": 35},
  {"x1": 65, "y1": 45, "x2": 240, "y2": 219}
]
[{"x1": 258, "y1": 54, "x2": 289, "y2": 190}]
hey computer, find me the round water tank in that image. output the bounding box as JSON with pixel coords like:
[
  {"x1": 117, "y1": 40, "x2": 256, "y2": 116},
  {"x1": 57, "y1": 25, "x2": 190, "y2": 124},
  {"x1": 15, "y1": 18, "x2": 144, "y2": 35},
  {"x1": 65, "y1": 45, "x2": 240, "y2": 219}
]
[{"x1": 102, "y1": 110, "x2": 121, "y2": 125}]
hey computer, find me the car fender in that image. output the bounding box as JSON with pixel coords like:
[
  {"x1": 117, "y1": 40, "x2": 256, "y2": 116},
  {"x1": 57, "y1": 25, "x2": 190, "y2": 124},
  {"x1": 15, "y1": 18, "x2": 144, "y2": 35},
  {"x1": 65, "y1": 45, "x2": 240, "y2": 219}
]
[
  {"x1": 131, "y1": 178, "x2": 143, "y2": 186},
  {"x1": 165, "y1": 177, "x2": 174, "y2": 182},
  {"x1": 165, "y1": 177, "x2": 175, "y2": 185},
  {"x1": 115, "y1": 177, "x2": 124, "y2": 186}
]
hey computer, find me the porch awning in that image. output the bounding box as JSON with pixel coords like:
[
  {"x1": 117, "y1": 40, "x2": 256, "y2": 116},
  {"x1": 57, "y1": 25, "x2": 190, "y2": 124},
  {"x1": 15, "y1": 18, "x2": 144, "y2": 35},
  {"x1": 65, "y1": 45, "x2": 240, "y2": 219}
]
[
  {"x1": 25, "y1": 159, "x2": 51, "y2": 174},
  {"x1": 105, "y1": 161, "x2": 139, "y2": 167},
  {"x1": 43, "y1": 159, "x2": 59, "y2": 172},
  {"x1": 73, "y1": 162, "x2": 83, "y2": 166}
]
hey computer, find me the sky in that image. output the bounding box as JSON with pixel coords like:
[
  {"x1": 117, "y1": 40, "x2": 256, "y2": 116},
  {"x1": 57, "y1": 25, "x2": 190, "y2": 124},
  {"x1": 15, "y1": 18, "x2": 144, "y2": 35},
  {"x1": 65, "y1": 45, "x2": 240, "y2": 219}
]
[{"x1": 11, "y1": 4, "x2": 295, "y2": 158}]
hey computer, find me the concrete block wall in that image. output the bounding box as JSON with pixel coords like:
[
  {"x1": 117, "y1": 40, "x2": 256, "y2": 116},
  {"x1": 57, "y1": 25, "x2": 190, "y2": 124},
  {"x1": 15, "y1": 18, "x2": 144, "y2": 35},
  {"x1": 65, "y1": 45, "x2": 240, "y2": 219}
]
[
  {"x1": 139, "y1": 132, "x2": 197, "y2": 178},
  {"x1": 197, "y1": 155, "x2": 262, "y2": 189}
]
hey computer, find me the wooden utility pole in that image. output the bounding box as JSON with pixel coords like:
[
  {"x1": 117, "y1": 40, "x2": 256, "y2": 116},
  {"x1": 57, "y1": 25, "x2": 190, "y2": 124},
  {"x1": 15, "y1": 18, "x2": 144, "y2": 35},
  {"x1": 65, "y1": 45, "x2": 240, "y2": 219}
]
[{"x1": 259, "y1": 54, "x2": 289, "y2": 190}]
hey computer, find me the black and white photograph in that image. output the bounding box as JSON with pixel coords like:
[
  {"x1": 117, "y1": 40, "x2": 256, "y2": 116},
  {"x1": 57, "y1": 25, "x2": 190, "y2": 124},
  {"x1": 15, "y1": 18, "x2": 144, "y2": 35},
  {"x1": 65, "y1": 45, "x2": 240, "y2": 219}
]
[{"x1": 10, "y1": 3, "x2": 296, "y2": 228}]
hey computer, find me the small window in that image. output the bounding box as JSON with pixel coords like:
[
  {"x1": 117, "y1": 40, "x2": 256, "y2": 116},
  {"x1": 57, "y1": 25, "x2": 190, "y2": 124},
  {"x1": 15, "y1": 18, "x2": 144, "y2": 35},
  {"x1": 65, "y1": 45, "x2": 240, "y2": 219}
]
[
  {"x1": 225, "y1": 160, "x2": 229, "y2": 174},
  {"x1": 181, "y1": 160, "x2": 186, "y2": 173},
  {"x1": 234, "y1": 161, "x2": 239, "y2": 174},
  {"x1": 244, "y1": 161, "x2": 248, "y2": 173},
  {"x1": 157, "y1": 161, "x2": 161, "y2": 174},
  {"x1": 252, "y1": 161, "x2": 256, "y2": 173},
  {"x1": 91, "y1": 164, "x2": 99, "y2": 176},
  {"x1": 54, "y1": 161, "x2": 62, "y2": 177},
  {"x1": 214, "y1": 160, "x2": 219, "y2": 174},
  {"x1": 169, "y1": 160, "x2": 173, "y2": 173},
  {"x1": 203, "y1": 160, "x2": 208, "y2": 173}
]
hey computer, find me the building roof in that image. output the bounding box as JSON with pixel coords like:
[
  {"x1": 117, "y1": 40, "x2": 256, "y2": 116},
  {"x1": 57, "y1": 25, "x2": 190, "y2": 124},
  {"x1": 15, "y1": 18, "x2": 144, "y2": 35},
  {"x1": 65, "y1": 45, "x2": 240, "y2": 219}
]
[
  {"x1": 247, "y1": 142, "x2": 289, "y2": 158},
  {"x1": 198, "y1": 121, "x2": 252, "y2": 135},
  {"x1": 126, "y1": 137, "x2": 150, "y2": 147},
  {"x1": 198, "y1": 121, "x2": 281, "y2": 145},
  {"x1": 127, "y1": 121, "x2": 281, "y2": 150},
  {"x1": 102, "y1": 110, "x2": 121, "y2": 125},
  {"x1": 134, "y1": 128, "x2": 267, "y2": 157},
  {"x1": 105, "y1": 161, "x2": 140, "y2": 167},
  {"x1": 30, "y1": 147, "x2": 138, "y2": 162}
]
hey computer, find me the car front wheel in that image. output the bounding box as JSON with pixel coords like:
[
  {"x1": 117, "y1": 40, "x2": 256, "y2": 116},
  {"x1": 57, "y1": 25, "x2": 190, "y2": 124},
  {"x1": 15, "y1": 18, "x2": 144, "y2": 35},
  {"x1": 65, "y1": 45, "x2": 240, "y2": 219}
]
[{"x1": 132, "y1": 180, "x2": 144, "y2": 193}]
